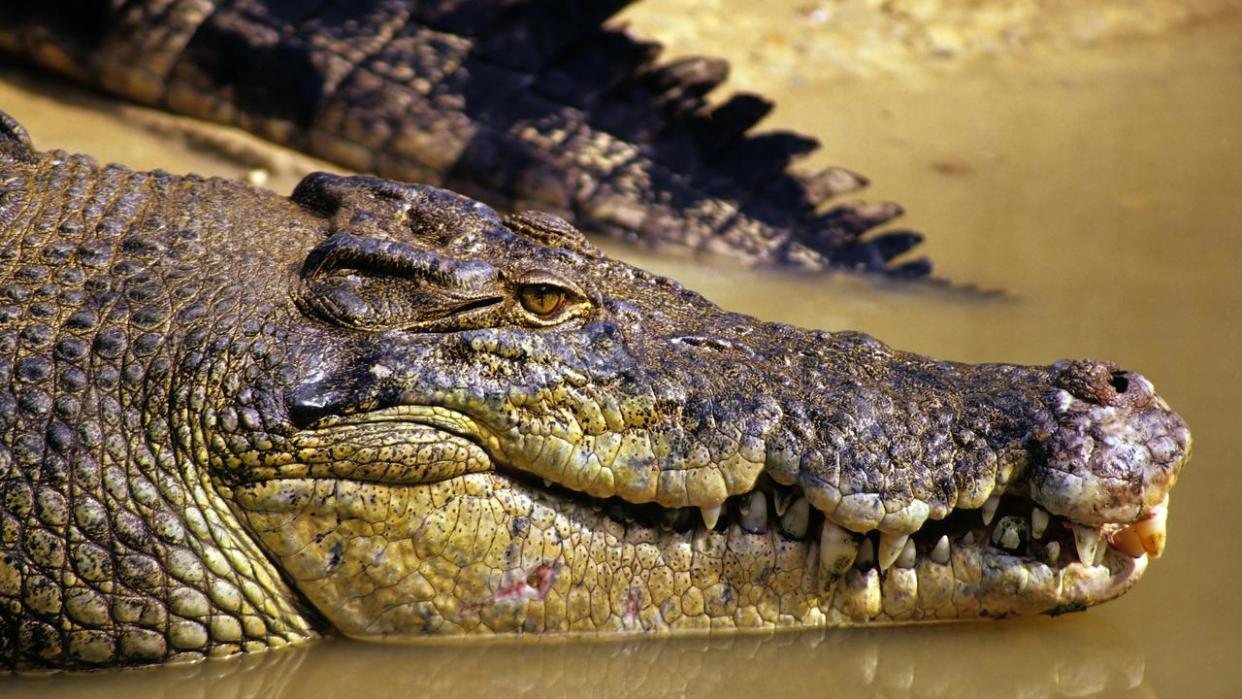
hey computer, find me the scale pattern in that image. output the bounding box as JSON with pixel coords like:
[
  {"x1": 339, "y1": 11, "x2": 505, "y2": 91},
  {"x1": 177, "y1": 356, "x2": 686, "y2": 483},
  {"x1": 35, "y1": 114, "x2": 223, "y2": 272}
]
[{"x1": 0, "y1": 0, "x2": 929, "y2": 275}]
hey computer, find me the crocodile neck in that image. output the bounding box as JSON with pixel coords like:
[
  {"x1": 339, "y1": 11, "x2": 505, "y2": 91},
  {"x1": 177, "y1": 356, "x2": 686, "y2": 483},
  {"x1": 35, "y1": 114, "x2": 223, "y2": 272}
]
[{"x1": 0, "y1": 152, "x2": 315, "y2": 668}]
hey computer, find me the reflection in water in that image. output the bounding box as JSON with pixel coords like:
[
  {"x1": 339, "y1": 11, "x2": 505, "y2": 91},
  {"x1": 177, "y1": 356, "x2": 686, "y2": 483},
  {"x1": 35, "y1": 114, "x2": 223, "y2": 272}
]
[
  {"x1": 1, "y1": 648, "x2": 306, "y2": 699},
  {"x1": 2, "y1": 620, "x2": 1146, "y2": 699}
]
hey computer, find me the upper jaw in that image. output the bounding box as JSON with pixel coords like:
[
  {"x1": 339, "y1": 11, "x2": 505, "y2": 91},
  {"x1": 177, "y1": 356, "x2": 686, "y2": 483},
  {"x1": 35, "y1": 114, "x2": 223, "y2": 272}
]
[
  {"x1": 295, "y1": 345, "x2": 1190, "y2": 535},
  {"x1": 314, "y1": 365, "x2": 1184, "y2": 570}
]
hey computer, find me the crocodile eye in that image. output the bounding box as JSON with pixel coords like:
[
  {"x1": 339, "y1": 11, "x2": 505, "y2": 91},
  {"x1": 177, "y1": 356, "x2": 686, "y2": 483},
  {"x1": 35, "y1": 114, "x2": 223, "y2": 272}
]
[{"x1": 517, "y1": 284, "x2": 567, "y2": 317}]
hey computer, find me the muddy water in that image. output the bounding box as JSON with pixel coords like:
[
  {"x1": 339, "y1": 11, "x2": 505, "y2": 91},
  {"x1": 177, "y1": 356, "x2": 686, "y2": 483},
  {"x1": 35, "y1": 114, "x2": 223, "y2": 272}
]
[{"x1": 2, "y1": 8, "x2": 1241, "y2": 697}]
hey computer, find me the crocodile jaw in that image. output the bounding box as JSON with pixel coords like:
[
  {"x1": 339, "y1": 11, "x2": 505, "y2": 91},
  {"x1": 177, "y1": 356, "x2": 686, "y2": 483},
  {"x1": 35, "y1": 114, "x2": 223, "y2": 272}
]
[
  {"x1": 232, "y1": 336, "x2": 1189, "y2": 638},
  {"x1": 232, "y1": 470, "x2": 1155, "y2": 638},
  {"x1": 228, "y1": 408, "x2": 1179, "y2": 637}
]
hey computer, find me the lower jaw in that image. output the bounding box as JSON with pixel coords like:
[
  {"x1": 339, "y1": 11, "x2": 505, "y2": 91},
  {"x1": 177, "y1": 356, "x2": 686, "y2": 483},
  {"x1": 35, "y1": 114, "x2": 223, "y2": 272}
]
[{"x1": 231, "y1": 472, "x2": 1148, "y2": 639}]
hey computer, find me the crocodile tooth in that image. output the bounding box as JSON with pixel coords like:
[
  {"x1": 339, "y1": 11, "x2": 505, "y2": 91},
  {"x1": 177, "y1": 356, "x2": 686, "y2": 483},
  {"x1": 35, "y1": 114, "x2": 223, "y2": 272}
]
[
  {"x1": 1031, "y1": 507, "x2": 1050, "y2": 539},
  {"x1": 780, "y1": 497, "x2": 810, "y2": 539},
  {"x1": 876, "y1": 532, "x2": 908, "y2": 571},
  {"x1": 991, "y1": 515, "x2": 1024, "y2": 551},
  {"x1": 740, "y1": 491, "x2": 767, "y2": 534},
  {"x1": 820, "y1": 520, "x2": 858, "y2": 575},
  {"x1": 1044, "y1": 541, "x2": 1061, "y2": 564},
  {"x1": 930, "y1": 535, "x2": 951, "y2": 565},
  {"x1": 1072, "y1": 524, "x2": 1101, "y2": 566},
  {"x1": 542, "y1": 478, "x2": 554, "y2": 488},
  {"x1": 895, "y1": 537, "x2": 917, "y2": 569},
  {"x1": 773, "y1": 491, "x2": 793, "y2": 517},
  {"x1": 1108, "y1": 525, "x2": 1146, "y2": 558},
  {"x1": 961, "y1": 531, "x2": 976, "y2": 545},
  {"x1": 1132, "y1": 500, "x2": 1168, "y2": 557},
  {"x1": 981, "y1": 494, "x2": 1001, "y2": 526},
  {"x1": 854, "y1": 537, "x2": 876, "y2": 569},
  {"x1": 700, "y1": 504, "x2": 722, "y2": 530}
]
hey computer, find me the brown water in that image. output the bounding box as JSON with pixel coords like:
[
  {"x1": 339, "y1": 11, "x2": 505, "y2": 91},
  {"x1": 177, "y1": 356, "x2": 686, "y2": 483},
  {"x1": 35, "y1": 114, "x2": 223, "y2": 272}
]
[{"x1": 1, "y1": 10, "x2": 1241, "y2": 698}]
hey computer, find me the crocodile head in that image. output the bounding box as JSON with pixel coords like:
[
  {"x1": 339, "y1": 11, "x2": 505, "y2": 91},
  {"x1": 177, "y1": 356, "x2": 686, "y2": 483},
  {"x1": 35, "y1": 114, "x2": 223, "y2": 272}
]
[{"x1": 207, "y1": 173, "x2": 1189, "y2": 638}]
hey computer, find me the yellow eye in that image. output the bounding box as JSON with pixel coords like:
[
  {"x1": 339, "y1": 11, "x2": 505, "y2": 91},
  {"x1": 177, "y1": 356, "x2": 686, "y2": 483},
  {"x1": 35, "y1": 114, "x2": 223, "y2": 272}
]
[{"x1": 518, "y1": 284, "x2": 567, "y2": 317}]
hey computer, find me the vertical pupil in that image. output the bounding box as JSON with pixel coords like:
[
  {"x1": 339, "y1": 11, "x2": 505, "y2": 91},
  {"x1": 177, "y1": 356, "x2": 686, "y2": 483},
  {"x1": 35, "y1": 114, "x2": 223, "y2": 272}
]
[{"x1": 525, "y1": 285, "x2": 561, "y2": 314}]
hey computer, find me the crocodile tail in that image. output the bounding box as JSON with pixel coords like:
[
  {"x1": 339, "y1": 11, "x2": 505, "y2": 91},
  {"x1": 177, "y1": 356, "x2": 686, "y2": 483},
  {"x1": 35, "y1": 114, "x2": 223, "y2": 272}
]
[
  {"x1": 0, "y1": 0, "x2": 929, "y2": 276},
  {"x1": 528, "y1": 31, "x2": 928, "y2": 276}
]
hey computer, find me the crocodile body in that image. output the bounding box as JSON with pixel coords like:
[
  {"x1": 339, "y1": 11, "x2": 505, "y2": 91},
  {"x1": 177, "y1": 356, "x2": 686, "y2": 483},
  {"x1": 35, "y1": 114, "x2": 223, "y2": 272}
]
[
  {"x1": 0, "y1": 0, "x2": 928, "y2": 276},
  {"x1": 0, "y1": 115, "x2": 1190, "y2": 671}
]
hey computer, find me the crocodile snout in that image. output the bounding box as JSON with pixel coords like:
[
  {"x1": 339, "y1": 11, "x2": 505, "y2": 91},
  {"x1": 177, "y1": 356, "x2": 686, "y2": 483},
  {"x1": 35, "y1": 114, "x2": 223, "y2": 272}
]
[{"x1": 1028, "y1": 360, "x2": 1190, "y2": 529}]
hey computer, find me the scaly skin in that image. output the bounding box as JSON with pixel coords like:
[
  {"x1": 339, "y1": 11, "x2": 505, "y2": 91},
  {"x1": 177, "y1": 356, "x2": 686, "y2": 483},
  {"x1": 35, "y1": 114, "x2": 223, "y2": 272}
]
[
  {"x1": 0, "y1": 116, "x2": 1189, "y2": 671},
  {"x1": 0, "y1": 0, "x2": 929, "y2": 275}
]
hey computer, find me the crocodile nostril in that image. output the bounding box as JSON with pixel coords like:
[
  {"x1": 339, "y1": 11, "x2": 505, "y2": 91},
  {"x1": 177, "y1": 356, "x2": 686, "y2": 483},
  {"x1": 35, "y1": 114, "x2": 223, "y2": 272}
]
[
  {"x1": 1109, "y1": 371, "x2": 1130, "y2": 394},
  {"x1": 1106, "y1": 369, "x2": 1158, "y2": 409},
  {"x1": 1053, "y1": 360, "x2": 1156, "y2": 408},
  {"x1": 1054, "y1": 359, "x2": 1127, "y2": 407}
]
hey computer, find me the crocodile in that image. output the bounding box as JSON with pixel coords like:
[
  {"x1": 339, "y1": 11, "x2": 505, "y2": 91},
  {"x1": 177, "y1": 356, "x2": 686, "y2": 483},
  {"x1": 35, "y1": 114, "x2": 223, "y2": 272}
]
[
  {"x1": 0, "y1": 0, "x2": 930, "y2": 277},
  {"x1": 0, "y1": 113, "x2": 1190, "y2": 671}
]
